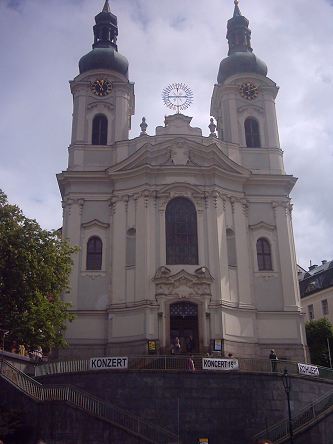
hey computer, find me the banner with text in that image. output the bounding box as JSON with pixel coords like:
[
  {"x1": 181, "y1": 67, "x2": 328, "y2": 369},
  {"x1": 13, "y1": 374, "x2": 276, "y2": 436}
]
[
  {"x1": 202, "y1": 358, "x2": 239, "y2": 371},
  {"x1": 90, "y1": 357, "x2": 128, "y2": 370},
  {"x1": 298, "y1": 363, "x2": 319, "y2": 377}
]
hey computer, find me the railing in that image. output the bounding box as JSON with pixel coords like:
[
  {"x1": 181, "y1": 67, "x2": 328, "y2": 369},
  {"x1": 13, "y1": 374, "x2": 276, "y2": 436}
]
[
  {"x1": 0, "y1": 359, "x2": 179, "y2": 444},
  {"x1": 253, "y1": 390, "x2": 333, "y2": 443},
  {"x1": 35, "y1": 355, "x2": 333, "y2": 381}
]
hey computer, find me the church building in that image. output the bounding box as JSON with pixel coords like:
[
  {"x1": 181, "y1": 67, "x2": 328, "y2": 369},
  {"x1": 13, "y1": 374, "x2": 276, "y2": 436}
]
[{"x1": 57, "y1": 0, "x2": 307, "y2": 360}]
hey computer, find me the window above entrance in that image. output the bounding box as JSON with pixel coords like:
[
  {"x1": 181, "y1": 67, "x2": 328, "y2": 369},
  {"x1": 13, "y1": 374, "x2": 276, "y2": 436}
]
[{"x1": 170, "y1": 302, "x2": 198, "y2": 318}]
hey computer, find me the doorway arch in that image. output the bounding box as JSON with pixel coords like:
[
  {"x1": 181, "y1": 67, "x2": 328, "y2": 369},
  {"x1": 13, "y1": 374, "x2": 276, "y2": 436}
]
[{"x1": 170, "y1": 301, "x2": 199, "y2": 353}]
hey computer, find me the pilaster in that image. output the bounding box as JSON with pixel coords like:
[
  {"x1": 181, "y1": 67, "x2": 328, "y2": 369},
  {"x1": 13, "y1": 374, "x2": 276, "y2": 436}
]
[
  {"x1": 135, "y1": 194, "x2": 147, "y2": 301},
  {"x1": 205, "y1": 192, "x2": 221, "y2": 301},
  {"x1": 232, "y1": 198, "x2": 253, "y2": 308},
  {"x1": 63, "y1": 198, "x2": 84, "y2": 307},
  {"x1": 111, "y1": 198, "x2": 126, "y2": 304},
  {"x1": 217, "y1": 195, "x2": 230, "y2": 302},
  {"x1": 273, "y1": 201, "x2": 300, "y2": 310}
]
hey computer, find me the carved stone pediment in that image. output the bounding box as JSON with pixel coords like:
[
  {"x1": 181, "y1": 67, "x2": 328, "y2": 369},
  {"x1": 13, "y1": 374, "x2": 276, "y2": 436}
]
[
  {"x1": 249, "y1": 221, "x2": 275, "y2": 231},
  {"x1": 153, "y1": 266, "x2": 213, "y2": 299},
  {"x1": 108, "y1": 137, "x2": 250, "y2": 178},
  {"x1": 81, "y1": 219, "x2": 110, "y2": 229}
]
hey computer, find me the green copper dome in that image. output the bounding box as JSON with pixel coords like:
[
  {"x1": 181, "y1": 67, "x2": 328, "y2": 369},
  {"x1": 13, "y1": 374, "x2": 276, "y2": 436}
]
[
  {"x1": 79, "y1": 48, "x2": 128, "y2": 76},
  {"x1": 217, "y1": 1, "x2": 267, "y2": 84},
  {"x1": 218, "y1": 52, "x2": 267, "y2": 84},
  {"x1": 79, "y1": 1, "x2": 129, "y2": 77}
]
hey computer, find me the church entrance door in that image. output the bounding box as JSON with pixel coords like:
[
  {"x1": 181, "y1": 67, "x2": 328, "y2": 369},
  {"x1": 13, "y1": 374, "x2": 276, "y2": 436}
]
[{"x1": 170, "y1": 302, "x2": 199, "y2": 353}]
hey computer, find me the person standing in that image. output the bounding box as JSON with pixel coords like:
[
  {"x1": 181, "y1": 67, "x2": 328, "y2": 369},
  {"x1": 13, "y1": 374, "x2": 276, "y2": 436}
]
[
  {"x1": 186, "y1": 355, "x2": 195, "y2": 372},
  {"x1": 269, "y1": 349, "x2": 278, "y2": 372}
]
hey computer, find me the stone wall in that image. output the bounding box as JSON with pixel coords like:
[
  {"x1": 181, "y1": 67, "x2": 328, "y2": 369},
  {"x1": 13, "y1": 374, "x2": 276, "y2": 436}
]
[
  {"x1": 36, "y1": 370, "x2": 333, "y2": 444},
  {"x1": 0, "y1": 379, "x2": 146, "y2": 444}
]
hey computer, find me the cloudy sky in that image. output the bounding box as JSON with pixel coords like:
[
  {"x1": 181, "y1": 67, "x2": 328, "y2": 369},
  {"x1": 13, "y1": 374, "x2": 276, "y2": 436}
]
[{"x1": 0, "y1": 0, "x2": 332, "y2": 269}]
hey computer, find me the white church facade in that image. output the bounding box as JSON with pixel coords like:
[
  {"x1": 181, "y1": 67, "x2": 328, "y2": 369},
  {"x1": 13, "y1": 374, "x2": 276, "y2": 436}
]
[{"x1": 57, "y1": 0, "x2": 307, "y2": 360}]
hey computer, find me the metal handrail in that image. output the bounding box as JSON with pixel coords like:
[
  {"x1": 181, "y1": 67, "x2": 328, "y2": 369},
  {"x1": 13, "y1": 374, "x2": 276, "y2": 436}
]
[
  {"x1": 253, "y1": 390, "x2": 333, "y2": 443},
  {"x1": 35, "y1": 355, "x2": 333, "y2": 381},
  {"x1": 0, "y1": 359, "x2": 178, "y2": 444}
]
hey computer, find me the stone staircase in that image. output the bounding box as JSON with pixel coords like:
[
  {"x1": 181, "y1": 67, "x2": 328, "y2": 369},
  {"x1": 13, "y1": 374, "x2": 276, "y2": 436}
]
[
  {"x1": 253, "y1": 390, "x2": 333, "y2": 443},
  {"x1": 0, "y1": 359, "x2": 179, "y2": 444}
]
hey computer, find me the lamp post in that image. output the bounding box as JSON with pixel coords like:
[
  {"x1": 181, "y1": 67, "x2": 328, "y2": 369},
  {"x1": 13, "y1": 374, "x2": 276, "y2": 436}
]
[{"x1": 282, "y1": 369, "x2": 294, "y2": 444}]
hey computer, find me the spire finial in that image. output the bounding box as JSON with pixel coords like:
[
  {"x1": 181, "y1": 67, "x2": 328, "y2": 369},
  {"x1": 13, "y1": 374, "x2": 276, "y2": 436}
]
[
  {"x1": 233, "y1": 0, "x2": 242, "y2": 17},
  {"x1": 102, "y1": 0, "x2": 111, "y2": 13}
]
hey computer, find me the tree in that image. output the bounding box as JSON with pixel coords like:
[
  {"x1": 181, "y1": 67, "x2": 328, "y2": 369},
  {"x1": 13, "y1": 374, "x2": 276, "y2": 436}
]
[
  {"x1": 305, "y1": 318, "x2": 333, "y2": 367},
  {"x1": 0, "y1": 190, "x2": 77, "y2": 352}
]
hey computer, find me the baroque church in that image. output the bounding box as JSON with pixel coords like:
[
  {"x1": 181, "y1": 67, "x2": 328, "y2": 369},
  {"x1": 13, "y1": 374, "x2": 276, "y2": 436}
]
[{"x1": 57, "y1": 0, "x2": 307, "y2": 360}]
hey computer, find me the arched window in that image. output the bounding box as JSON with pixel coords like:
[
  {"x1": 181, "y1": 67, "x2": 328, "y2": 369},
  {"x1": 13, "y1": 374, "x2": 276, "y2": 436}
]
[
  {"x1": 126, "y1": 228, "x2": 136, "y2": 267},
  {"x1": 86, "y1": 236, "x2": 102, "y2": 270},
  {"x1": 166, "y1": 197, "x2": 198, "y2": 265},
  {"x1": 92, "y1": 114, "x2": 108, "y2": 145},
  {"x1": 256, "y1": 238, "x2": 272, "y2": 271},
  {"x1": 226, "y1": 229, "x2": 237, "y2": 267},
  {"x1": 245, "y1": 117, "x2": 261, "y2": 148}
]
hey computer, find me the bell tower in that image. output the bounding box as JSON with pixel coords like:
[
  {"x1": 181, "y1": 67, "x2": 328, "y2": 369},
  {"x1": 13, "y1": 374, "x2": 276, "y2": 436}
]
[
  {"x1": 211, "y1": 1, "x2": 281, "y2": 172},
  {"x1": 69, "y1": 0, "x2": 134, "y2": 170}
]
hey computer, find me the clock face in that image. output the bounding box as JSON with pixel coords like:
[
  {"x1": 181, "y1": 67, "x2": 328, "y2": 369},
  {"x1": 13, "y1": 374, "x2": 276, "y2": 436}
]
[
  {"x1": 239, "y1": 82, "x2": 259, "y2": 100},
  {"x1": 90, "y1": 79, "x2": 112, "y2": 97}
]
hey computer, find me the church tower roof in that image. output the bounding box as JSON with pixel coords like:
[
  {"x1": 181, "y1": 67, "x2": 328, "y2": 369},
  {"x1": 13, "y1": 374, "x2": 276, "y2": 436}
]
[
  {"x1": 79, "y1": 1, "x2": 129, "y2": 77},
  {"x1": 217, "y1": 1, "x2": 267, "y2": 84}
]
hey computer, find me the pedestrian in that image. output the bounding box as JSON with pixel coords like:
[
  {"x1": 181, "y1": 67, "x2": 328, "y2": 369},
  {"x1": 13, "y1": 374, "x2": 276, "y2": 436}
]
[
  {"x1": 269, "y1": 349, "x2": 278, "y2": 372},
  {"x1": 174, "y1": 337, "x2": 181, "y2": 354},
  {"x1": 186, "y1": 355, "x2": 195, "y2": 372},
  {"x1": 185, "y1": 335, "x2": 194, "y2": 353},
  {"x1": 10, "y1": 340, "x2": 18, "y2": 354}
]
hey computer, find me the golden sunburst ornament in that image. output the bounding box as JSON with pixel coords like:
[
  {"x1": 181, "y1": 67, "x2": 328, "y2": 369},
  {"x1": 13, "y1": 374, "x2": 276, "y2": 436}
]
[{"x1": 162, "y1": 83, "x2": 193, "y2": 113}]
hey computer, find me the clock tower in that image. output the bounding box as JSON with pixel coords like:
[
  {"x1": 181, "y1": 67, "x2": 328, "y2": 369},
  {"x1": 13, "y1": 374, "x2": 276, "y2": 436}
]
[
  {"x1": 211, "y1": 0, "x2": 281, "y2": 167},
  {"x1": 69, "y1": 0, "x2": 134, "y2": 157}
]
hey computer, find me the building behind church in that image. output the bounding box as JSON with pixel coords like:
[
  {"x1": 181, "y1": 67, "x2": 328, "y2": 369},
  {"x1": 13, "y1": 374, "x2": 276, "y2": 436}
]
[{"x1": 57, "y1": 0, "x2": 307, "y2": 361}]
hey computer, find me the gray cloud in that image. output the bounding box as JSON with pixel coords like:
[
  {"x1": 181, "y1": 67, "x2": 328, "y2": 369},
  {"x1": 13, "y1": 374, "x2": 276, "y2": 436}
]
[{"x1": 0, "y1": 0, "x2": 332, "y2": 268}]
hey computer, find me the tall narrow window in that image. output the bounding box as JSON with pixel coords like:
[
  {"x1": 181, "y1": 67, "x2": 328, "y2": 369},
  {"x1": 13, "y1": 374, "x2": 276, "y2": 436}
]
[
  {"x1": 226, "y1": 229, "x2": 237, "y2": 267},
  {"x1": 92, "y1": 114, "x2": 108, "y2": 145},
  {"x1": 166, "y1": 197, "x2": 198, "y2": 265},
  {"x1": 308, "y1": 304, "x2": 314, "y2": 321},
  {"x1": 245, "y1": 117, "x2": 261, "y2": 148},
  {"x1": 86, "y1": 236, "x2": 102, "y2": 270},
  {"x1": 322, "y1": 299, "x2": 329, "y2": 316},
  {"x1": 256, "y1": 238, "x2": 272, "y2": 271},
  {"x1": 126, "y1": 228, "x2": 136, "y2": 267}
]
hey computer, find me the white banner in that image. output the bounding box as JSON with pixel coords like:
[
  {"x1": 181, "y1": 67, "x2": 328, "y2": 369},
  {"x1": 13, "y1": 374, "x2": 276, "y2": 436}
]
[
  {"x1": 298, "y1": 362, "x2": 319, "y2": 377},
  {"x1": 202, "y1": 358, "x2": 239, "y2": 371},
  {"x1": 90, "y1": 356, "x2": 128, "y2": 370}
]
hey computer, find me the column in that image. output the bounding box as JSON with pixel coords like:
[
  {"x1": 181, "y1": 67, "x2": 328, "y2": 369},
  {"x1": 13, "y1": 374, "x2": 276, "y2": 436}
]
[
  {"x1": 63, "y1": 198, "x2": 83, "y2": 308},
  {"x1": 217, "y1": 195, "x2": 230, "y2": 302},
  {"x1": 158, "y1": 197, "x2": 167, "y2": 266},
  {"x1": 135, "y1": 194, "x2": 147, "y2": 301},
  {"x1": 206, "y1": 193, "x2": 221, "y2": 300},
  {"x1": 273, "y1": 202, "x2": 299, "y2": 310},
  {"x1": 233, "y1": 198, "x2": 253, "y2": 308},
  {"x1": 196, "y1": 197, "x2": 206, "y2": 265},
  {"x1": 146, "y1": 192, "x2": 157, "y2": 300},
  {"x1": 114, "y1": 85, "x2": 130, "y2": 142},
  {"x1": 111, "y1": 198, "x2": 126, "y2": 304}
]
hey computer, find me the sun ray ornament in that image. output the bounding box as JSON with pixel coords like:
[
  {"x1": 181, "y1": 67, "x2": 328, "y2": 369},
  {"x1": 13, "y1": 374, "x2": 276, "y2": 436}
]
[{"x1": 162, "y1": 83, "x2": 193, "y2": 114}]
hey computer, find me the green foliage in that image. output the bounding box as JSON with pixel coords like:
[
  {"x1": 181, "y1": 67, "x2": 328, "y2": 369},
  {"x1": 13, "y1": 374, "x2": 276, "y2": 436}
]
[
  {"x1": 0, "y1": 190, "x2": 77, "y2": 352},
  {"x1": 305, "y1": 318, "x2": 333, "y2": 367}
]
